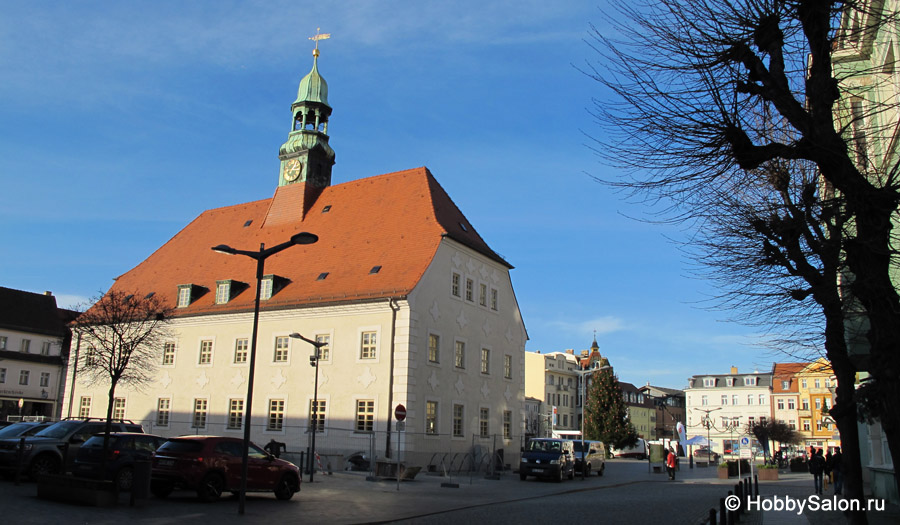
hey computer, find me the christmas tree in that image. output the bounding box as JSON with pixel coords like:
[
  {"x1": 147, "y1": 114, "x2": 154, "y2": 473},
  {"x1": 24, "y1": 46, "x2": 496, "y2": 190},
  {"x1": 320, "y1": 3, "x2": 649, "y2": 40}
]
[{"x1": 584, "y1": 368, "x2": 638, "y2": 449}]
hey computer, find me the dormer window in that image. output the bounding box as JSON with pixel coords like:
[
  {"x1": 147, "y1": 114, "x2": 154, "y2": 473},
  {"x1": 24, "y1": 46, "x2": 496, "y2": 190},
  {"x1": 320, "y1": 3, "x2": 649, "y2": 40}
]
[
  {"x1": 317, "y1": 272, "x2": 329, "y2": 281},
  {"x1": 260, "y1": 276, "x2": 274, "y2": 300},
  {"x1": 177, "y1": 285, "x2": 193, "y2": 308},
  {"x1": 703, "y1": 378, "x2": 715, "y2": 387},
  {"x1": 216, "y1": 281, "x2": 232, "y2": 304},
  {"x1": 726, "y1": 377, "x2": 734, "y2": 387},
  {"x1": 744, "y1": 376, "x2": 757, "y2": 386}
]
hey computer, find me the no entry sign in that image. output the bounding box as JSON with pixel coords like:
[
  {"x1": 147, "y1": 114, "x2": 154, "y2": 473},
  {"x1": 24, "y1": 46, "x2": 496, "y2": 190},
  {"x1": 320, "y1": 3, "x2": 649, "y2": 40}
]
[{"x1": 394, "y1": 404, "x2": 407, "y2": 421}]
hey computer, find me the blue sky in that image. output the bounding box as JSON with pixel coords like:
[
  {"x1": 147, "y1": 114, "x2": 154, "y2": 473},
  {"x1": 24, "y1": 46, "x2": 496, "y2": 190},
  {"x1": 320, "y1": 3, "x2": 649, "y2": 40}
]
[{"x1": 0, "y1": 1, "x2": 780, "y2": 388}]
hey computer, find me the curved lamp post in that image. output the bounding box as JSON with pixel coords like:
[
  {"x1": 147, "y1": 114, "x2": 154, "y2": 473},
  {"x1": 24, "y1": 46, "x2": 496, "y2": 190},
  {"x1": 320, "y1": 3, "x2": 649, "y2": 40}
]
[
  {"x1": 212, "y1": 231, "x2": 318, "y2": 515},
  {"x1": 289, "y1": 332, "x2": 327, "y2": 483}
]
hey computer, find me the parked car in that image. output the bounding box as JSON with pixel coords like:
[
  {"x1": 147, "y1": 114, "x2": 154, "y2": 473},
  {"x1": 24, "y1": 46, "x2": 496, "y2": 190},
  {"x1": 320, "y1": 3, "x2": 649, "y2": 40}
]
[
  {"x1": 73, "y1": 432, "x2": 166, "y2": 490},
  {"x1": 610, "y1": 438, "x2": 648, "y2": 459},
  {"x1": 519, "y1": 438, "x2": 575, "y2": 482},
  {"x1": 693, "y1": 447, "x2": 720, "y2": 462},
  {"x1": 0, "y1": 421, "x2": 54, "y2": 439},
  {"x1": 573, "y1": 440, "x2": 606, "y2": 476},
  {"x1": 150, "y1": 436, "x2": 301, "y2": 502},
  {"x1": 0, "y1": 418, "x2": 143, "y2": 479}
]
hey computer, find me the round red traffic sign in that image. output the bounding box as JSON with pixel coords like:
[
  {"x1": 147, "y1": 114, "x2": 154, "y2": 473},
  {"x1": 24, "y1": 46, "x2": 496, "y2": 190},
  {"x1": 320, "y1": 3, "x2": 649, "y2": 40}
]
[{"x1": 394, "y1": 404, "x2": 407, "y2": 421}]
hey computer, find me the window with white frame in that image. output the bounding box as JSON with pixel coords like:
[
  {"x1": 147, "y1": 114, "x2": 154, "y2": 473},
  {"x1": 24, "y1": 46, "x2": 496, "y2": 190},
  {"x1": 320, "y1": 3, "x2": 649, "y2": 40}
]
[
  {"x1": 20, "y1": 339, "x2": 30, "y2": 353},
  {"x1": 802, "y1": 399, "x2": 809, "y2": 410},
  {"x1": 703, "y1": 378, "x2": 715, "y2": 387},
  {"x1": 234, "y1": 338, "x2": 248, "y2": 364},
  {"x1": 113, "y1": 397, "x2": 126, "y2": 420},
  {"x1": 426, "y1": 401, "x2": 438, "y2": 434},
  {"x1": 356, "y1": 400, "x2": 374, "y2": 432},
  {"x1": 721, "y1": 395, "x2": 728, "y2": 405},
  {"x1": 162, "y1": 342, "x2": 176, "y2": 365},
  {"x1": 428, "y1": 334, "x2": 440, "y2": 363},
  {"x1": 454, "y1": 341, "x2": 465, "y2": 369},
  {"x1": 701, "y1": 395, "x2": 708, "y2": 406},
  {"x1": 481, "y1": 348, "x2": 490, "y2": 374},
  {"x1": 19, "y1": 370, "x2": 29, "y2": 385},
  {"x1": 777, "y1": 399, "x2": 784, "y2": 410},
  {"x1": 198, "y1": 340, "x2": 213, "y2": 365},
  {"x1": 78, "y1": 396, "x2": 91, "y2": 418},
  {"x1": 781, "y1": 380, "x2": 790, "y2": 390},
  {"x1": 726, "y1": 377, "x2": 734, "y2": 386},
  {"x1": 465, "y1": 278, "x2": 474, "y2": 302},
  {"x1": 360, "y1": 332, "x2": 377, "y2": 359},
  {"x1": 503, "y1": 410, "x2": 512, "y2": 439},
  {"x1": 744, "y1": 377, "x2": 757, "y2": 386},
  {"x1": 41, "y1": 341, "x2": 51, "y2": 355},
  {"x1": 479, "y1": 283, "x2": 487, "y2": 306},
  {"x1": 177, "y1": 285, "x2": 192, "y2": 307},
  {"x1": 490, "y1": 288, "x2": 498, "y2": 311},
  {"x1": 274, "y1": 336, "x2": 289, "y2": 362},
  {"x1": 479, "y1": 408, "x2": 490, "y2": 437},
  {"x1": 451, "y1": 272, "x2": 461, "y2": 297},
  {"x1": 192, "y1": 399, "x2": 208, "y2": 429},
  {"x1": 40, "y1": 372, "x2": 50, "y2": 387},
  {"x1": 260, "y1": 276, "x2": 274, "y2": 300},
  {"x1": 788, "y1": 399, "x2": 796, "y2": 410},
  {"x1": 504, "y1": 354, "x2": 512, "y2": 379},
  {"x1": 157, "y1": 398, "x2": 171, "y2": 426},
  {"x1": 0, "y1": 336, "x2": 6, "y2": 349},
  {"x1": 228, "y1": 399, "x2": 244, "y2": 429},
  {"x1": 215, "y1": 281, "x2": 231, "y2": 304},
  {"x1": 84, "y1": 345, "x2": 96, "y2": 367},
  {"x1": 309, "y1": 400, "x2": 326, "y2": 432},
  {"x1": 315, "y1": 334, "x2": 330, "y2": 360},
  {"x1": 748, "y1": 395, "x2": 753, "y2": 405},
  {"x1": 801, "y1": 379, "x2": 808, "y2": 388},
  {"x1": 815, "y1": 379, "x2": 821, "y2": 388},
  {"x1": 453, "y1": 404, "x2": 464, "y2": 437},
  {"x1": 268, "y1": 399, "x2": 285, "y2": 431},
  {"x1": 815, "y1": 398, "x2": 822, "y2": 409},
  {"x1": 759, "y1": 394, "x2": 765, "y2": 405},
  {"x1": 732, "y1": 395, "x2": 739, "y2": 405}
]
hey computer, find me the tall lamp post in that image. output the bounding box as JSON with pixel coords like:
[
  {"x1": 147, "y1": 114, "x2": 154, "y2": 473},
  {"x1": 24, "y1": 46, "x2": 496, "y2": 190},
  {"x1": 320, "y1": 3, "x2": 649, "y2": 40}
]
[
  {"x1": 575, "y1": 364, "x2": 612, "y2": 480},
  {"x1": 212, "y1": 231, "x2": 318, "y2": 515},
  {"x1": 692, "y1": 407, "x2": 721, "y2": 464},
  {"x1": 289, "y1": 332, "x2": 327, "y2": 483}
]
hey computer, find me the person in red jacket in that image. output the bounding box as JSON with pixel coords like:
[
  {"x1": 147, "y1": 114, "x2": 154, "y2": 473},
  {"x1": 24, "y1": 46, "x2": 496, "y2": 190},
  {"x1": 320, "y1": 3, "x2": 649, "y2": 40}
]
[{"x1": 666, "y1": 448, "x2": 677, "y2": 480}]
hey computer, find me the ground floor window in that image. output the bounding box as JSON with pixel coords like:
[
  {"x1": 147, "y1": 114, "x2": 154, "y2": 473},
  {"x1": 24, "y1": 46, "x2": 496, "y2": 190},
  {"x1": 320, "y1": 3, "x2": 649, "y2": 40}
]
[
  {"x1": 192, "y1": 399, "x2": 208, "y2": 429},
  {"x1": 356, "y1": 400, "x2": 374, "y2": 432},
  {"x1": 268, "y1": 399, "x2": 285, "y2": 431},
  {"x1": 228, "y1": 399, "x2": 244, "y2": 429}
]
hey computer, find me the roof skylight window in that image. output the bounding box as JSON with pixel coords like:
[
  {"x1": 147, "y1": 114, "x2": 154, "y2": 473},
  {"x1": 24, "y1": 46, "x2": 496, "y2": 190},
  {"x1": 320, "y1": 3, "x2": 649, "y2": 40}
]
[
  {"x1": 369, "y1": 266, "x2": 382, "y2": 274},
  {"x1": 317, "y1": 272, "x2": 329, "y2": 281}
]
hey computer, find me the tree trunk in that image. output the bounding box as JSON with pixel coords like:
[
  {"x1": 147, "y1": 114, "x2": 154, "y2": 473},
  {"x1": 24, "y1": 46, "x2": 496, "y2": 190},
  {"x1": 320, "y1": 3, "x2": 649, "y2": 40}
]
[{"x1": 100, "y1": 380, "x2": 118, "y2": 476}]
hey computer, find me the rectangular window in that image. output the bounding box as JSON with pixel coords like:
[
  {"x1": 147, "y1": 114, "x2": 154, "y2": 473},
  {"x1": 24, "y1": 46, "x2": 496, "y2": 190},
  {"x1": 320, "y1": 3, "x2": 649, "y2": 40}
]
[
  {"x1": 360, "y1": 332, "x2": 377, "y2": 359},
  {"x1": 274, "y1": 336, "x2": 289, "y2": 362},
  {"x1": 789, "y1": 420, "x2": 796, "y2": 430},
  {"x1": 479, "y1": 283, "x2": 487, "y2": 306},
  {"x1": 454, "y1": 341, "x2": 465, "y2": 368},
  {"x1": 504, "y1": 354, "x2": 512, "y2": 379},
  {"x1": 465, "y1": 278, "x2": 474, "y2": 302},
  {"x1": 234, "y1": 338, "x2": 248, "y2": 363},
  {"x1": 721, "y1": 395, "x2": 727, "y2": 405},
  {"x1": 503, "y1": 410, "x2": 512, "y2": 440},
  {"x1": 215, "y1": 281, "x2": 231, "y2": 304},
  {"x1": 268, "y1": 399, "x2": 285, "y2": 431},
  {"x1": 315, "y1": 334, "x2": 330, "y2": 360},
  {"x1": 41, "y1": 341, "x2": 51, "y2": 355},
  {"x1": 260, "y1": 276, "x2": 274, "y2": 300},
  {"x1": 40, "y1": 372, "x2": 50, "y2": 387},
  {"x1": 814, "y1": 379, "x2": 821, "y2": 389},
  {"x1": 701, "y1": 395, "x2": 708, "y2": 406},
  {"x1": 803, "y1": 420, "x2": 811, "y2": 431},
  {"x1": 428, "y1": 334, "x2": 440, "y2": 363},
  {"x1": 781, "y1": 380, "x2": 790, "y2": 390},
  {"x1": 19, "y1": 370, "x2": 29, "y2": 385},
  {"x1": 356, "y1": 400, "x2": 375, "y2": 432},
  {"x1": 309, "y1": 400, "x2": 326, "y2": 432},
  {"x1": 490, "y1": 288, "x2": 498, "y2": 311},
  {"x1": 801, "y1": 379, "x2": 808, "y2": 388},
  {"x1": 732, "y1": 395, "x2": 739, "y2": 405},
  {"x1": 192, "y1": 399, "x2": 208, "y2": 429},
  {"x1": 162, "y1": 342, "x2": 176, "y2": 365},
  {"x1": 802, "y1": 399, "x2": 809, "y2": 410},
  {"x1": 228, "y1": 399, "x2": 244, "y2": 429},
  {"x1": 78, "y1": 396, "x2": 91, "y2": 418},
  {"x1": 747, "y1": 395, "x2": 753, "y2": 405},
  {"x1": 726, "y1": 377, "x2": 734, "y2": 386},
  {"x1": 198, "y1": 340, "x2": 213, "y2": 365},
  {"x1": 426, "y1": 401, "x2": 438, "y2": 434},
  {"x1": 777, "y1": 399, "x2": 784, "y2": 410},
  {"x1": 703, "y1": 378, "x2": 715, "y2": 387},
  {"x1": 759, "y1": 394, "x2": 765, "y2": 405},
  {"x1": 84, "y1": 345, "x2": 96, "y2": 367},
  {"x1": 815, "y1": 398, "x2": 822, "y2": 409},
  {"x1": 481, "y1": 348, "x2": 490, "y2": 374},
  {"x1": 744, "y1": 377, "x2": 757, "y2": 386},
  {"x1": 157, "y1": 398, "x2": 170, "y2": 426},
  {"x1": 113, "y1": 397, "x2": 126, "y2": 420},
  {"x1": 451, "y1": 272, "x2": 461, "y2": 297},
  {"x1": 0, "y1": 336, "x2": 6, "y2": 349},
  {"x1": 816, "y1": 421, "x2": 823, "y2": 431},
  {"x1": 20, "y1": 339, "x2": 31, "y2": 353},
  {"x1": 177, "y1": 285, "x2": 192, "y2": 307},
  {"x1": 479, "y1": 408, "x2": 490, "y2": 437},
  {"x1": 788, "y1": 399, "x2": 796, "y2": 410},
  {"x1": 0, "y1": 367, "x2": 5, "y2": 383},
  {"x1": 453, "y1": 404, "x2": 464, "y2": 437}
]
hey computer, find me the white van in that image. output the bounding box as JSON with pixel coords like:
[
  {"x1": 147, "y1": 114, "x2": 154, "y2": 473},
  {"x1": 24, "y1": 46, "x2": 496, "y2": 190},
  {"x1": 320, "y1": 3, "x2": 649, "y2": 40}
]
[{"x1": 610, "y1": 438, "x2": 647, "y2": 459}]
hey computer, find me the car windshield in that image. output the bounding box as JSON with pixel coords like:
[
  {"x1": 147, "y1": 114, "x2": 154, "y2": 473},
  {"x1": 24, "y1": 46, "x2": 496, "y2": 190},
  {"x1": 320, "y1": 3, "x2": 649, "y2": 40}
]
[
  {"x1": 33, "y1": 420, "x2": 82, "y2": 439},
  {"x1": 83, "y1": 435, "x2": 121, "y2": 448},
  {"x1": 157, "y1": 440, "x2": 202, "y2": 454},
  {"x1": 527, "y1": 440, "x2": 562, "y2": 452},
  {"x1": 573, "y1": 441, "x2": 586, "y2": 452},
  {"x1": 0, "y1": 423, "x2": 32, "y2": 438}
]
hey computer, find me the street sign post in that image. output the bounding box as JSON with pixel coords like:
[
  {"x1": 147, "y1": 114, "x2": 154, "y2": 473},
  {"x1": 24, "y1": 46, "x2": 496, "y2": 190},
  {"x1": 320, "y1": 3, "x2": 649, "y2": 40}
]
[
  {"x1": 395, "y1": 404, "x2": 407, "y2": 421},
  {"x1": 394, "y1": 404, "x2": 406, "y2": 491}
]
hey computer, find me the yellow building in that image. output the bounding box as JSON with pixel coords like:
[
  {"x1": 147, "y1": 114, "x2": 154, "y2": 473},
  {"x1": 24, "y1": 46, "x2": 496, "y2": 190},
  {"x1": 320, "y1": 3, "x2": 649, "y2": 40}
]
[{"x1": 795, "y1": 358, "x2": 839, "y2": 452}]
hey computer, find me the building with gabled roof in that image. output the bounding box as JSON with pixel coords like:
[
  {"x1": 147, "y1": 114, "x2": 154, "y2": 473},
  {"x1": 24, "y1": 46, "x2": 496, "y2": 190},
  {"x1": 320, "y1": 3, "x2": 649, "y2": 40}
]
[{"x1": 63, "y1": 44, "x2": 527, "y2": 468}]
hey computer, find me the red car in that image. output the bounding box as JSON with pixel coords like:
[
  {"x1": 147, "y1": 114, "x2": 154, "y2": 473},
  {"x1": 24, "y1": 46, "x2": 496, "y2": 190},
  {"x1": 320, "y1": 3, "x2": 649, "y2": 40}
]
[{"x1": 150, "y1": 436, "x2": 301, "y2": 502}]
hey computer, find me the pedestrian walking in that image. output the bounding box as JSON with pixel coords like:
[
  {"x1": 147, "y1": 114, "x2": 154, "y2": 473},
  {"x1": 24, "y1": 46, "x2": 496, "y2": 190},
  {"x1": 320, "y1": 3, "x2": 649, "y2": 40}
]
[
  {"x1": 666, "y1": 448, "x2": 677, "y2": 480},
  {"x1": 824, "y1": 450, "x2": 833, "y2": 490},
  {"x1": 809, "y1": 448, "x2": 826, "y2": 495},
  {"x1": 832, "y1": 447, "x2": 843, "y2": 495}
]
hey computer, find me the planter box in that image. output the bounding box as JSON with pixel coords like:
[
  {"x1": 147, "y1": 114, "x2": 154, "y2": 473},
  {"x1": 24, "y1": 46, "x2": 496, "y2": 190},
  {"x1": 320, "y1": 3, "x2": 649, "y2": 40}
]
[
  {"x1": 718, "y1": 468, "x2": 730, "y2": 479},
  {"x1": 37, "y1": 474, "x2": 117, "y2": 507},
  {"x1": 757, "y1": 469, "x2": 779, "y2": 481}
]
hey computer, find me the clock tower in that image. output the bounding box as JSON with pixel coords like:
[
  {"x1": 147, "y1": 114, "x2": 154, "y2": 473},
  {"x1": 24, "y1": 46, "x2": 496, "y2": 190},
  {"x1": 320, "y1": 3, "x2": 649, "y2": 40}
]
[{"x1": 278, "y1": 32, "x2": 335, "y2": 188}]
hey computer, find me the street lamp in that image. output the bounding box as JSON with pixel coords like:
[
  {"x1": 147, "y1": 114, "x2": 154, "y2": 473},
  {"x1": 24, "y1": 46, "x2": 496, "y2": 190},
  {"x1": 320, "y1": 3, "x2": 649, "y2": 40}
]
[
  {"x1": 212, "y1": 231, "x2": 318, "y2": 515},
  {"x1": 575, "y1": 364, "x2": 612, "y2": 480},
  {"x1": 289, "y1": 332, "x2": 327, "y2": 483},
  {"x1": 691, "y1": 407, "x2": 721, "y2": 463}
]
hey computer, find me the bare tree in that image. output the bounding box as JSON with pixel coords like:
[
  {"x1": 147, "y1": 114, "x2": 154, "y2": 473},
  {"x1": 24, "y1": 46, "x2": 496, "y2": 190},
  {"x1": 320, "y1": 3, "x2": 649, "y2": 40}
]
[
  {"x1": 586, "y1": 0, "x2": 900, "y2": 519},
  {"x1": 73, "y1": 290, "x2": 172, "y2": 455}
]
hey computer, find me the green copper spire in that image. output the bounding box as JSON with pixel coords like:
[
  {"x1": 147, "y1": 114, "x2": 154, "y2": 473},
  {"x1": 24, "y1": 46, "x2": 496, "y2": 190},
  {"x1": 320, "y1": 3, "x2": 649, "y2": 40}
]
[{"x1": 278, "y1": 30, "x2": 335, "y2": 189}]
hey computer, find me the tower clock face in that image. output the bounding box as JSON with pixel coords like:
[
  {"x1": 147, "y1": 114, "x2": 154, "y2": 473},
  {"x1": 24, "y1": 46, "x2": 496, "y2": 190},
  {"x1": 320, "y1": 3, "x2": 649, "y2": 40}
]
[{"x1": 283, "y1": 158, "x2": 303, "y2": 181}]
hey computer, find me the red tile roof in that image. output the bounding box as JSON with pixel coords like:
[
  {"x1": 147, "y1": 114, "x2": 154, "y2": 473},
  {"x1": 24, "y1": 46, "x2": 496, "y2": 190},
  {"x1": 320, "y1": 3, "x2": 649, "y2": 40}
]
[
  {"x1": 107, "y1": 167, "x2": 510, "y2": 317},
  {"x1": 771, "y1": 362, "x2": 808, "y2": 393}
]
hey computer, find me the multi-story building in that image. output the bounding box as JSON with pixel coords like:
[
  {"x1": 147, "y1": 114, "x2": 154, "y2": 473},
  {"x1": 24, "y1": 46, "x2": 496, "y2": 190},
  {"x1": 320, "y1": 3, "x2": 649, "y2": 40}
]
[
  {"x1": 620, "y1": 381, "x2": 654, "y2": 439},
  {"x1": 63, "y1": 45, "x2": 527, "y2": 467},
  {"x1": 770, "y1": 362, "x2": 805, "y2": 453},
  {"x1": 640, "y1": 383, "x2": 686, "y2": 441},
  {"x1": 684, "y1": 367, "x2": 773, "y2": 455},
  {"x1": 524, "y1": 351, "x2": 579, "y2": 435},
  {"x1": 0, "y1": 287, "x2": 77, "y2": 421},
  {"x1": 795, "y1": 358, "x2": 839, "y2": 451}
]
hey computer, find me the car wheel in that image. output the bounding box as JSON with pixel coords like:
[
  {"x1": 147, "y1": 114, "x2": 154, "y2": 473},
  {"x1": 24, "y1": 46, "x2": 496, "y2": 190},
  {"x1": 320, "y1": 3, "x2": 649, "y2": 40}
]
[
  {"x1": 29, "y1": 454, "x2": 61, "y2": 479},
  {"x1": 555, "y1": 468, "x2": 563, "y2": 483},
  {"x1": 151, "y1": 480, "x2": 173, "y2": 499},
  {"x1": 519, "y1": 471, "x2": 527, "y2": 481},
  {"x1": 598, "y1": 464, "x2": 605, "y2": 476},
  {"x1": 274, "y1": 474, "x2": 297, "y2": 501},
  {"x1": 115, "y1": 466, "x2": 134, "y2": 491},
  {"x1": 584, "y1": 463, "x2": 591, "y2": 477},
  {"x1": 567, "y1": 467, "x2": 574, "y2": 480},
  {"x1": 197, "y1": 473, "x2": 225, "y2": 502}
]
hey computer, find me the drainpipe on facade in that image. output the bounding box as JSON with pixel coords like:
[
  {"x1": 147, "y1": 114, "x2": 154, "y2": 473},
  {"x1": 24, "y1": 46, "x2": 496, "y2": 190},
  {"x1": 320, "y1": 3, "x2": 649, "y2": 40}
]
[{"x1": 385, "y1": 297, "x2": 399, "y2": 458}]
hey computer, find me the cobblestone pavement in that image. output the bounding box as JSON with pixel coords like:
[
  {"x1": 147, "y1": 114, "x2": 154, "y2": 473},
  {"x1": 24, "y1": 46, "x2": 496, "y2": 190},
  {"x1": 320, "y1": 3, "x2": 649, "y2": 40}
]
[{"x1": 0, "y1": 460, "x2": 896, "y2": 524}]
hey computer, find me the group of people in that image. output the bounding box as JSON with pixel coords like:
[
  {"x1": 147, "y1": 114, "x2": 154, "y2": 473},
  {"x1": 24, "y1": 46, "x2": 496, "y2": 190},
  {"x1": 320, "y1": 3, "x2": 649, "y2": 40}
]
[{"x1": 807, "y1": 446, "x2": 843, "y2": 495}]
